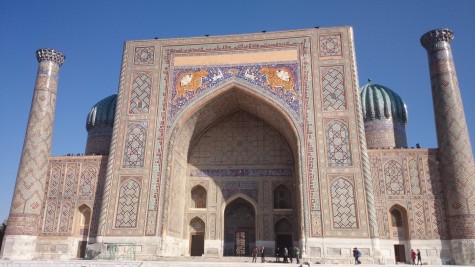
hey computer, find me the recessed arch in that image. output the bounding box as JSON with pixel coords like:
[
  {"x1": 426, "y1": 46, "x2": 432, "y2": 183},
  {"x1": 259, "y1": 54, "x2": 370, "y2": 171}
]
[
  {"x1": 159, "y1": 81, "x2": 306, "y2": 255},
  {"x1": 274, "y1": 184, "x2": 293, "y2": 209},
  {"x1": 223, "y1": 197, "x2": 256, "y2": 256},
  {"x1": 389, "y1": 204, "x2": 409, "y2": 240},
  {"x1": 190, "y1": 185, "x2": 207, "y2": 208},
  {"x1": 74, "y1": 204, "x2": 92, "y2": 259}
]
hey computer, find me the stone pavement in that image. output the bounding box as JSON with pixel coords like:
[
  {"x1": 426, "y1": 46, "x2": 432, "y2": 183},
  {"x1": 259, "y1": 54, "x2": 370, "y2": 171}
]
[{"x1": 0, "y1": 259, "x2": 457, "y2": 267}]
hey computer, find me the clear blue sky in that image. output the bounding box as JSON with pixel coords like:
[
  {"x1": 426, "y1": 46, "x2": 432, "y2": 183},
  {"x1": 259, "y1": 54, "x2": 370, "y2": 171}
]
[{"x1": 1, "y1": 0, "x2": 474, "y2": 223}]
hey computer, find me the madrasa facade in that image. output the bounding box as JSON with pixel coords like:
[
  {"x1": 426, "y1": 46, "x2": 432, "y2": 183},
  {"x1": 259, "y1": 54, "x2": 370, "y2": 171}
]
[{"x1": 1, "y1": 27, "x2": 474, "y2": 265}]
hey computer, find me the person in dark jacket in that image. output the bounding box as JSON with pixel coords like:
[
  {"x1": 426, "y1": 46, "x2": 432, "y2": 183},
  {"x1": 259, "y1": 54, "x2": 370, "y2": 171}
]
[{"x1": 353, "y1": 247, "x2": 361, "y2": 265}]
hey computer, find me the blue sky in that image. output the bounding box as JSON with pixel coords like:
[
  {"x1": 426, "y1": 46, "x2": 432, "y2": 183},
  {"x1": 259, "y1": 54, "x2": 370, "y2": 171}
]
[{"x1": 0, "y1": 0, "x2": 474, "y2": 223}]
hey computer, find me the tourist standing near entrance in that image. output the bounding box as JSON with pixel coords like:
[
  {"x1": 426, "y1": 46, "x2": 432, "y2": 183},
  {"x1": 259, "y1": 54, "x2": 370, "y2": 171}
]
[
  {"x1": 294, "y1": 247, "x2": 301, "y2": 264},
  {"x1": 283, "y1": 247, "x2": 288, "y2": 262},
  {"x1": 275, "y1": 247, "x2": 280, "y2": 262},
  {"x1": 252, "y1": 247, "x2": 258, "y2": 263},
  {"x1": 411, "y1": 249, "x2": 416, "y2": 265},
  {"x1": 353, "y1": 247, "x2": 361, "y2": 264},
  {"x1": 260, "y1": 246, "x2": 265, "y2": 262},
  {"x1": 416, "y1": 249, "x2": 422, "y2": 265}
]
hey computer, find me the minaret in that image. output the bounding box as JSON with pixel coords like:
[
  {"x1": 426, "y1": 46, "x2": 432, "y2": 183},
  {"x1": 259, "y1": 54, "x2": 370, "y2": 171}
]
[
  {"x1": 2, "y1": 49, "x2": 65, "y2": 260},
  {"x1": 421, "y1": 29, "x2": 475, "y2": 265}
]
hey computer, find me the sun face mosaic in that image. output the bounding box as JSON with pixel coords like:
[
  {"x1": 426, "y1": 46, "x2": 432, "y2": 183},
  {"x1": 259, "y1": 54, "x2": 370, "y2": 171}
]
[{"x1": 169, "y1": 63, "x2": 301, "y2": 120}]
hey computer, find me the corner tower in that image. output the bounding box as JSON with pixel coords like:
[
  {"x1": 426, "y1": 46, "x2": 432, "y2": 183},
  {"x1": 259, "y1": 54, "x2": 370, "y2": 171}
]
[
  {"x1": 421, "y1": 28, "x2": 475, "y2": 265},
  {"x1": 2, "y1": 49, "x2": 65, "y2": 260}
]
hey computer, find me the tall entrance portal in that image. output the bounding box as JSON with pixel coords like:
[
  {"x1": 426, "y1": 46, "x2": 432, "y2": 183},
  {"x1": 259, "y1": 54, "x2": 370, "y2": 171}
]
[
  {"x1": 224, "y1": 198, "x2": 255, "y2": 256},
  {"x1": 176, "y1": 90, "x2": 301, "y2": 255}
]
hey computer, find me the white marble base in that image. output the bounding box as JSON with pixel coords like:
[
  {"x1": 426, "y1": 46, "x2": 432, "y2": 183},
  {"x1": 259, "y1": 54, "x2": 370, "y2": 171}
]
[
  {"x1": 0, "y1": 235, "x2": 37, "y2": 260},
  {"x1": 450, "y1": 239, "x2": 475, "y2": 265}
]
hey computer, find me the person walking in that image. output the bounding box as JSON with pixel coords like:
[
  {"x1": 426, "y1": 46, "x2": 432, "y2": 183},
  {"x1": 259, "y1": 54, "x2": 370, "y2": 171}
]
[
  {"x1": 294, "y1": 246, "x2": 301, "y2": 264},
  {"x1": 260, "y1": 246, "x2": 265, "y2": 263},
  {"x1": 416, "y1": 249, "x2": 422, "y2": 265},
  {"x1": 410, "y1": 249, "x2": 416, "y2": 265},
  {"x1": 283, "y1": 247, "x2": 288, "y2": 263},
  {"x1": 353, "y1": 247, "x2": 361, "y2": 265}
]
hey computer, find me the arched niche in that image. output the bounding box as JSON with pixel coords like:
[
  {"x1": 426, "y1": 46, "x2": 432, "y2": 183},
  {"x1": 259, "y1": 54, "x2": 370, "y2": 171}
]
[
  {"x1": 75, "y1": 204, "x2": 92, "y2": 258},
  {"x1": 274, "y1": 184, "x2": 293, "y2": 209},
  {"x1": 161, "y1": 83, "x2": 304, "y2": 247},
  {"x1": 223, "y1": 197, "x2": 256, "y2": 256},
  {"x1": 191, "y1": 185, "x2": 207, "y2": 209}
]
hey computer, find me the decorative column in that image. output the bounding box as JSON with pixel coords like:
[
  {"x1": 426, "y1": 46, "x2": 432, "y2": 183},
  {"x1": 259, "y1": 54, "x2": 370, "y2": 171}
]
[
  {"x1": 2, "y1": 49, "x2": 65, "y2": 260},
  {"x1": 421, "y1": 29, "x2": 475, "y2": 265}
]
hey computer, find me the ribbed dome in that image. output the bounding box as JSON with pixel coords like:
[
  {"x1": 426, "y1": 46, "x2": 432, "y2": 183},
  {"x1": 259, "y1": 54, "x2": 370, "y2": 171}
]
[
  {"x1": 86, "y1": 94, "x2": 117, "y2": 131},
  {"x1": 360, "y1": 81, "x2": 408, "y2": 124}
]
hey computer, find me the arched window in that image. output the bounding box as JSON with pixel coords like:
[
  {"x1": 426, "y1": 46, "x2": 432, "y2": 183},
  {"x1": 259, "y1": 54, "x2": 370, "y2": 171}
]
[
  {"x1": 391, "y1": 209, "x2": 403, "y2": 227},
  {"x1": 274, "y1": 185, "x2": 292, "y2": 209},
  {"x1": 191, "y1": 185, "x2": 207, "y2": 208}
]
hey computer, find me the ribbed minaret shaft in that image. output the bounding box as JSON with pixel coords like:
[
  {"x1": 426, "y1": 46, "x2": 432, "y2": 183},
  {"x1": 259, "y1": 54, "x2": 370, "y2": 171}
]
[
  {"x1": 421, "y1": 29, "x2": 475, "y2": 264},
  {"x1": 2, "y1": 49, "x2": 65, "y2": 259}
]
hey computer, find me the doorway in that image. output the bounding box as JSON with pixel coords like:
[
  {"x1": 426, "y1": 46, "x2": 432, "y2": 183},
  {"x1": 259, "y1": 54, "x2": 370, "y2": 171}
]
[
  {"x1": 224, "y1": 198, "x2": 255, "y2": 256},
  {"x1": 275, "y1": 234, "x2": 292, "y2": 251},
  {"x1": 190, "y1": 234, "x2": 205, "y2": 256},
  {"x1": 394, "y1": 244, "x2": 406, "y2": 263}
]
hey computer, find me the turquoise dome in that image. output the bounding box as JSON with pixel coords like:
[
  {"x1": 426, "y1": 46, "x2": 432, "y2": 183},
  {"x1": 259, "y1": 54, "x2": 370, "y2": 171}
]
[
  {"x1": 360, "y1": 81, "x2": 408, "y2": 124},
  {"x1": 86, "y1": 94, "x2": 117, "y2": 131}
]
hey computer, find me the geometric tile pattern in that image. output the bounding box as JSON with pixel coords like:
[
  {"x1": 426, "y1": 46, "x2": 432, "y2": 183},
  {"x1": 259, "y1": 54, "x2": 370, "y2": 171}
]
[
  {"x1": 134, "y1": 46, "x2": 154, "y2": 65},
  {"x1": 129, "y1": 72, "x2": 151, "y2": 114},
  {"x1": 326, "y1": 120, "x2": 352, "y2": 166},
  {"x1": 189, "y1": 111, "x2": 293, "y2": 166},
  {"x1": 123, "y1": 122, "x2": 147, "y2": 168},
  {"x1": 369, "y1": 150, "x2": 449, "y2": 240},
  {"x1": 330, "y1": 178, "x2": 357, "y2": 228},
  {"x1": 409, "y1": 160, "x2": 421, "y2": 194},
  {"x1": 421, "y1": 29, "x2": 475, "y2": 239},
  {"x1": 49, "y1": 165, "x2": 63, "y2": 197},
  {"x1": 413, "y1": 202, "x2": 426, "y2": 235},
  {"x1": 319, "y1": 34, "x2": 342, "y2": 57},
  {"x1": 43, "y1": 202, "x2": 57, "y2": 232},
  {"x1": 321, "y1": 66, "x2": 346, "y2": 111},
  {"x1": 79, "y1": 165, "x2": 97, "y2": 197},
  {"x1": 63, "y1": 163, "x2": 79, "y2": 196},
  {"x1": 40, "y1": 157, "x2": 104, "y2": 236},
  {"x1": 8, "y1": 57, "x2": 62, "y2": 235},
  {"x1": 58, "y1": 202, "x2": 73, "y2": 232},
  {"x1": 115, "y1": 179, "x2": 141, "y2": 228},
  {"x1": 384, "y1": 160, "x2": 404, "y2": 195}
]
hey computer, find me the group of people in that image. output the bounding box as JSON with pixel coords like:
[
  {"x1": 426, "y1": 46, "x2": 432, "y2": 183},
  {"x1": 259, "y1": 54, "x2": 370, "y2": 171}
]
[
  {"x1": 411, "y1": 249, "x2": 422, "y2": 265},
  {"x1": 251, "y1": 246, "x2": 300, "y2": 263},
  {"x1": 353, "y1": 247, "x2": 423, "y2": 265},
  {"x1": 251, "y1": 246, "x2": 265, "y2": 263}
]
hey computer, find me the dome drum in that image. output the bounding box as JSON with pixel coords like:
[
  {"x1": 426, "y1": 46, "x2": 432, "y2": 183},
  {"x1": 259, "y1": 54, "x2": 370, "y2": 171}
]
[
  {"x1": 360, "y1": 81, "x2": 408, "y2": 149},
  {"x1": 85, "y1": 94, "x2": 117, "y2": 155}
]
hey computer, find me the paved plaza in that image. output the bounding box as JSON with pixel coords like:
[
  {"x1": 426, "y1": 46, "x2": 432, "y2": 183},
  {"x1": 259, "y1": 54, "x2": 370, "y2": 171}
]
[{"x1": 0, "y1": 260, "x2": 459, "y2": 267}]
